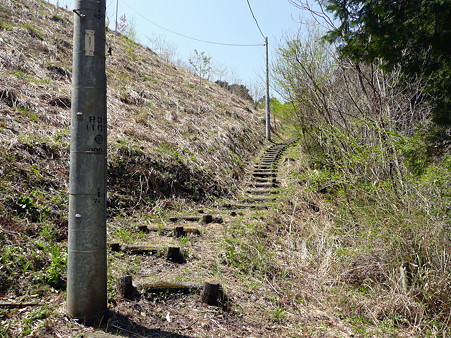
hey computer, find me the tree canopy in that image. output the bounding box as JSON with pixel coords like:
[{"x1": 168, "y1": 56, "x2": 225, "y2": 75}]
[{"x1": 321, "y1": 0, "x2": 451, "y2": 125}]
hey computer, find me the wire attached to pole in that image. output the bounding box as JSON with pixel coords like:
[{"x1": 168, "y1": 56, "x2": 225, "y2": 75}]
[
  {"x1": 246, "y1": 0, "x2": 266, "y2": 40},
  {"x1": 121, "y1": 0, "x2": 264, "y2": 47}
]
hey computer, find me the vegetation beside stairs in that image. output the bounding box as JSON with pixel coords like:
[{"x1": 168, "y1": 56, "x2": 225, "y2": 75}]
[{"x1": 0, "y1": 0, "x2": 449, "y2": 337}]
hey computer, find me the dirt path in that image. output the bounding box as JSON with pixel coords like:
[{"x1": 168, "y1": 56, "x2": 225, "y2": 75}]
[{"x1": 54, "y1": 139, "x2": 355, "y2": 337}]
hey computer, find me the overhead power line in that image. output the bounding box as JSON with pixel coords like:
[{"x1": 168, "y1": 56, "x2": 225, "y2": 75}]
[
  {"x1": 244, "y1": 0, "x2": 270, "y2": 139},
  {"x1": 120, "y1": 0, "x2": 265, "y2": 47},
  {"x1": 246, "y1": 0, "x2": 266, "y2": 40}
]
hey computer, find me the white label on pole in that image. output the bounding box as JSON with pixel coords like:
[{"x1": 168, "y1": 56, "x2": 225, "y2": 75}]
[{"x1": 85, "y1": 30, "x2": 95, "y2": 56}]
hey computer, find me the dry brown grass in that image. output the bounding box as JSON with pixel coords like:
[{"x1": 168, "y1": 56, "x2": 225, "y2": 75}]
[
  {"x1": 0, "y1": 0, "x2": 265, "y2": 214},
  {"x1": 266, "y1": 142, "x2": 450, "y2": 337},
  {"x1": 271, "y1": 26, "x2": 450, "y2": 336},
  {"x1": 4, "y1": 1, "x2": 447, "y2": 337},
  {"x1": 0, "y1": 1, "x2": 278, "y2": 336}
]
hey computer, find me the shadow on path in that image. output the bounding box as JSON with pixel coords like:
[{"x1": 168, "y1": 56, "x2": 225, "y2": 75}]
[{"x1": 89, "y1": 310, "x2": 192, "y2": 338}]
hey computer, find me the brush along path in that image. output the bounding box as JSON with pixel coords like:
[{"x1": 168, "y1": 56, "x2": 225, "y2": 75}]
[{"x1": 104, "y1": 140, "x2": 304, "y2": 336}]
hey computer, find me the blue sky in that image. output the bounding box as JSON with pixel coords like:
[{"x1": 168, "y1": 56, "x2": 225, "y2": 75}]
[{"x1": 48, "y1": 0, "x2": 317, "y2": 96}]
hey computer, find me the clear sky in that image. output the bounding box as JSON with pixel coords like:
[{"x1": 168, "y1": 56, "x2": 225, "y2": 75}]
[{"x1": 48, "y1": 0, "x2": 315, "y2": 96}]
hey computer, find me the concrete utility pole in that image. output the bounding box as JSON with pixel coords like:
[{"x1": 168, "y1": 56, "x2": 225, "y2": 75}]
[
  {"x1": 67, "y1": 0, "x2": 108, "y2": 322},
  {"x1": 265, "y1": 37, "x2": 271, "y2": 141}
]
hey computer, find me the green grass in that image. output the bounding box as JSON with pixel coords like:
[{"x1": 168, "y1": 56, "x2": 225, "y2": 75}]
[
  {"x1": 221, "y1": 218, "x2": 278, "y2": 277},
  {"x1": 16, "y1": 106, "x2": 40, "y2": 122},
  {"x1": 282, "y1": 139, "x2": 451, "y2": 334},
  {"x1": 21, "y1": 23, "x2": 45, "y2": 40}
]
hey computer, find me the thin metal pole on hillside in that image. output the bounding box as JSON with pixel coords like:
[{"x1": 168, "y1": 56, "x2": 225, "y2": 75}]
[
  {"x1": 67, "y1": 0, "x2": 108, "y2": 322},
  {"x1": 115, "y1": 0, "x2": 119, "y2": 37},
  {"x1": 265, "y1": 37, "x2": 271, "y2": 141}
]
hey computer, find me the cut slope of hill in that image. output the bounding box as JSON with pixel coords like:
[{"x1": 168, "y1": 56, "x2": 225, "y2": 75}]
[
  {"x1": 0, "y1": 0, "x2": 265, "y2": 216},
  {"x1": 0, "y1": 0, "x2": 265, "y2": 321}
]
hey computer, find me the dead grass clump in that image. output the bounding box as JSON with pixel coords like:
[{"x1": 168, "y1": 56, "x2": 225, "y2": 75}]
[
  {"x1": 47, "y1": 96, "x2": 70, "y2": 108},
  {"x1": 0, "y1": 85, "x2": 20, "y2": 107},
  {"x1": 46, "y1": 65, "x2": 71, "y2": 80},
  {"x1": 108, "y1": 150, "x2": 226, "y2": 214},
  {"x1": 340, "y1": 253, "x2": 388, "y2": 286}
]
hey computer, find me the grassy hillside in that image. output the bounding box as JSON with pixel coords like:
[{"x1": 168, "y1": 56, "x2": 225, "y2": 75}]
[
  {"x1": 0, "y1": 0, "x2": 264, "y2": 207},
  {"x1": 2, "y1": 1, "x2": 448, "y2": 337},
  {"x1": 0, "y1": 0, "x2": 265, "y2": 329},
  {"x1": 0, "y1": 1, "x2": 267, "y2": 217}
]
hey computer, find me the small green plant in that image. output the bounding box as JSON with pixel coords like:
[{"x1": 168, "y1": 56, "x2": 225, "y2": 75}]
[
  {"x1": 16, "y1": 196, "x2": 38, "y2": 216},
  {"x1": 125, "y1": 36, "x2": 138, "y2": 61},
  {"x1": 156, "y1": 142, "x2": 183, "y2": 163},
  {"x1": 139, "y1": 74, "x2": 151, "y2": 82},
  {"x1": 28, "y1": 75, "x2": 52, "y2": 86},
  {"x1": 46, "y1": 244, "x2": 66, "y2": 289},
  {"x1": 0, "y1": 319, "x2": 11, "y2": 336},
  {"x1": 21, "y1": 23, "x2": 45, "y2": 40},
  {"x1": 0, "y1": 21, "x2": 13, "y2": 30},
  {"x1": 54, "y1": 130, "x2": 69, "y2": 147},
  {"x1": 39, "y1": 223, "x2": 56, "y2": 242},
  {"x1": 22, "y1": 260, "x2": 31, "y2": 274},
  {"x1": 11, "y1": 69, "x2": 25, "y2": 79},
  {"x1": 272, "y1": 306, "x2": 287, "y2": 321},
  {"x1": 110, "y1": 219, "x2": 145, "y2": 244},
  {"x1": 1, "y1": 245, "x2": 30, "y2": 276},
  {"x1": 21, "y1": 305, "x2": 52, "y2": 334},
  {"x1": 16, "y1": 106, "x2": 40, "y2": 122},
  {"x1": 178, "y1": 235, "x2": 189, "y2": 247},
  {"x1": 189, "y1": 49, "x2": 212, "y2": 88},
  {"x1": 30, "y1": 164, "x2": 40, "y2": 175}
]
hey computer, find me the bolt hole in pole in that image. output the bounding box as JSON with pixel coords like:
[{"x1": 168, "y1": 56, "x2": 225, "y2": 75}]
[{"x1": 67, "y1": 0, "x2": 107, "y2": 323}]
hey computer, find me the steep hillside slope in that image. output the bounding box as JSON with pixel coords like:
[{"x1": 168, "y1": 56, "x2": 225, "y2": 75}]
[
  {"x1": 0, "y1": 0, "x2": 264, "y2": 317},
  {"x1": 0, "y1": 0, "x2": 264, "y2": 216}
]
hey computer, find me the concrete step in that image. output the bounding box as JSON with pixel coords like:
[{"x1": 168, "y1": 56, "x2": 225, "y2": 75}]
[
  {"x1": 251, "y1": 173, "x2": 277, "y2": 177},
  {"x1": 245, "y1": 182, "x2": 279, "y2": 188},
  {"x1": 241, "y1": 196, "x2": 276, "y2": 203},
  {"x1": 254, "y1": 164, "x2": 276, "y2": 169},
  {"x1": 251, "y1": 172, "x2": 277, "y2": 178},
  {"x1": 226, "y1": 204, "x2": 269, "y2": 210},
  {"x1": 252, "y1": 177, "x2": 277, "y2": 183},
  {"x1": 261, "y1": 158, "x2": 279, "y2": 163},
  {"x1": 251, "y1": 168, "x2": 277, "y2": 172},
  {"x1": 257, "y1": 162, "x2": 277, "y2": 166},
  {"x1": 244, "y1": 189, "x2": 273, "y2": 195}
]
